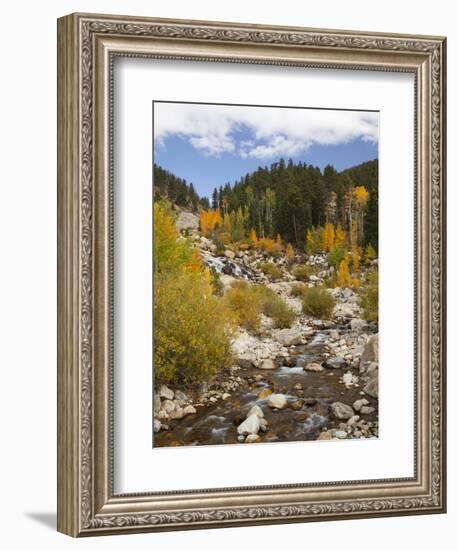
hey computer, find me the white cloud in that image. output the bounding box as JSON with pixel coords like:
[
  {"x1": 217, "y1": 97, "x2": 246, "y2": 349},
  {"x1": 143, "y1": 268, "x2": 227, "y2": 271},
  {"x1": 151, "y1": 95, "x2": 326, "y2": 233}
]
[{"x1": 154, "y1": 102, "x2": 378, "y2": 159}]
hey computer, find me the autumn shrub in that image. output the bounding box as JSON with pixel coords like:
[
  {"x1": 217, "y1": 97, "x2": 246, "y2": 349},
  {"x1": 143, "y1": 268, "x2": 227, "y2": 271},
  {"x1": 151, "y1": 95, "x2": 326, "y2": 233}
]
[
  {"x1": 359, "y1": 270, "x2": 378, "y2": 322},
  {"x1": 292, "y1": 264, "x2": 313, "y2": 282},
  {"x1": 327, "y1": 244, "x2": 346, "y2": 268},
  {"x1": 154, "y1": 200, "x2": 233, "y2": 386},
  {"x1": 223, "y1": 281, "x2": 262, "y2": 332},
  {"x1": 301, "y1": 287, "x2": 336, "y2": 319},
  {"x1": 154, "y1": 271, "x2": 233, "y2": 385},
  {"x1": 259, "y1": 262, "x2": 283, "y2": 281}
]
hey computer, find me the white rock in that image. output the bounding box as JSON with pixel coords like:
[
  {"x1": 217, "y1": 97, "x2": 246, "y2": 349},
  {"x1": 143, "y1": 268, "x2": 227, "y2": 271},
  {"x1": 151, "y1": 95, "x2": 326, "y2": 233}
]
[
  {"x1": 182, "y1": 405, "x2": 197, "y2": 416},
  {"x1": 237, "y1": 414, "x2": 261, "y2": 436},
  {"x1": 153, "y1": 419, "x2": 162, "y2": 433},
  {"x1": 268, "y1": 393, "x2": 288, "y2": 409},
  {"x1": 224, "y1": 249, "x2": 236, "y2": 259},
  {"x1": 334, "y1": 430, "x2": 348, "y2": 439},
  {"x1": 330, "y1": 401, "x2": 354, "y2": 419},
  {"x1": 247, "y1": 405, "x2": 264, "y2": 418},
  {"x1": 304, "y1": 362, "x2": 324, "y2": 372},
  {"x1": 169, "y1": 408, "x2": 184, "y2": 420},
  {"x1": 342, "y1": 371, "x2": 354, "y2": 385},
  {"x1": 258, "y1": 358, "x2": 277, "y2": 370},
  {"x1": 352, "y1": 398, "x2": 369, "y2": 411},
  {"x1": 259, "y1": 418, "x2": 269, "y2": 432},
  {"x1": 161, "y1": 399, "x2": 175, "y2": 413},
  {"x1": 159, "y1": 385, "x2": 174, "y2": 400},
  {"x1": 360, "y1": 406, "x2": 376, "y2": 415},
  {"x1": 274, "y1": 329, "x2": 302, "y2": 347}
]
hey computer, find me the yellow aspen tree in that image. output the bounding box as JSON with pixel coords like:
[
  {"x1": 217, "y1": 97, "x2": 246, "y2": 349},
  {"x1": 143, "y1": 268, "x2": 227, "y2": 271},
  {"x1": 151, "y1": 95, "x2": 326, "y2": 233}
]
[
  {"x1": 276, "y1": 233, "x2": 283, "y2": 247},
  {"x1": 249, "y1": 227, "x2": 259, "y2": 248},
  {"x1": 306, "y1": 228, "x2": 314, "y2": 254},
  {"x1": 351, "y1": 243, "x2": 360, "y2": 273},
  {"x1": 335, "y1": 224, "x2": 346, "y2": 247},
  {"x1": 338, "y1": 255, "x2": 351, "y2": 288},
  {"x1": 323, "y1": 222, "x2": 335, "y2": 251},
  {"x1": 286, "y1": 243, "x2": 295, "y2": 262}
]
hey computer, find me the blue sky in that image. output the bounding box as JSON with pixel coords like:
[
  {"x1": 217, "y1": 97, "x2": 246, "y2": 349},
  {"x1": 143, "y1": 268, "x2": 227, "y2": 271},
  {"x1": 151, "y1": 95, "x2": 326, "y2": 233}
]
[{"x1": 154, "y1": 102, "x2": 378, "y2": 199}]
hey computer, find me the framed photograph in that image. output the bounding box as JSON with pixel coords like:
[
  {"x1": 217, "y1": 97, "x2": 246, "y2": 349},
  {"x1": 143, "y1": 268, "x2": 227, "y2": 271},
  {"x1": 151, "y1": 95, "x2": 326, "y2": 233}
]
[{"x1": 57, "y1": 13, "x2": 446, "y2": 536}]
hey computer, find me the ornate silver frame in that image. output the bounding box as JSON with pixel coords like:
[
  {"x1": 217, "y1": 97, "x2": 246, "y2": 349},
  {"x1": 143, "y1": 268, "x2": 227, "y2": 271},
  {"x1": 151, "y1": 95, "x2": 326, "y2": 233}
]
[{"x1": 57, "y1": 13, "x2": 446, "y2": 536}]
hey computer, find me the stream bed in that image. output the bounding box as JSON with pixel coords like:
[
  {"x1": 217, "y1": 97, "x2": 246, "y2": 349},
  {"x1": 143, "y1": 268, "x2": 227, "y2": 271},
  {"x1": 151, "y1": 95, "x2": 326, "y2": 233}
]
[{"x1": 153, "y1": 329, "x2": 378, "y2": 447}]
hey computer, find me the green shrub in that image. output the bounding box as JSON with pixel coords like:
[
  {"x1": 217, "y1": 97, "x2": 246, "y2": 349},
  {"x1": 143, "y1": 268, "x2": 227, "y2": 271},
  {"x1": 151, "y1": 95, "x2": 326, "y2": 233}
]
[
  {"x1": 292, "y1": 264, "x2": 313, "y2": 282},
  {"x1": 301, "y1": 287, "x2": 336, "y2": 319},
  {"x1": 290, "y1": 283, "x2": 307, "y2": 298},
  {"x1": 259, "y1": 262, "x2": 283, "y2": 280},
  {"x1": 327, "y1": 245, "x2": 346, "y2": 268},
  {"x1": 359, "y1": 270, "x2": 378, "y2": 322},
  {"x1": 263, "y1": 296, "x2": 296, "y2": 328}
]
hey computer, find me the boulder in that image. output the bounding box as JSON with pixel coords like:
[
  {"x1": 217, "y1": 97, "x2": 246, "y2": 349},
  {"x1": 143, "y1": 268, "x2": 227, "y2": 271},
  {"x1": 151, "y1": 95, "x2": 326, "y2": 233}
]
[
  {"x1": 224, "y1": 249, "x2": 236, "y2": 259},
  {"x1": 304, "y1": 362, "x2": 324, "y2": 372},
  {"x1": 169, "y1": 408, "x2": 184, "y2": 420},
  {"x1": 330, "y1": 401, "x2": 354, "y2": 420},
  {"x1": 159, "y1": 385, "x2": 174, "y2": 400},
  {"x1": 153, "y1": 419, "x2": 162, "y2": 433},
  {"x1": 161, "y1": 399, "x2": 175, "y2": 413},
  {"x1": 360, "y1": 334, "x2": 379, "y2": 366},
  {"x1": 258, "y1": 358, "x2": 277, "y2": 370},
  {"x1": 237, "y1": 414, "x2": 261, "y2": 436},
  {"x1": 176, "y1": 211, "x2": 199, "y2": 232},
  {"x1": 352, "y1": 398, "x2": 369, "y2": 411},
  {"x1": 174, "y1": 390, "x2": 189, "y2": 403},
  {"x1": 350, "y1": 318, "x2": 367, "y2": 331},
  {"x1": 182, "y1": 405, "x2": 197, "y2": 416},
  {"x1": 318, "y1": 431, "x2": 333, "y2": 440},
  {"x1": 274, "y1": 329, "x2": 302, "y2": 347},
  {"x1": 342, "y1": 371, "x2": 355, "y2": 385},
  {"x1": 245, "y1": 434, "x2": 261, "y2": 443},
  {"x1": 323, "y1": 356, "x2": 347, "y2": 369},
  {"x1": 360, "y1": 406, "x2": 376, "y2": 415},
  {"x1": 334, "y1": 430, "x2": 348, "y2": 439},
  {"x1": 363, "y1": 377, "x2": 378, "y2": 398},
  {"x1": 259, "y1": 418, "x2": 269, "y2": 432},
  {"x1": 268, "y1": 393, "x2": 288, "y2": 409},
  {"x1": 247, "y1": 405, "x2": 264, "y2": 418}
]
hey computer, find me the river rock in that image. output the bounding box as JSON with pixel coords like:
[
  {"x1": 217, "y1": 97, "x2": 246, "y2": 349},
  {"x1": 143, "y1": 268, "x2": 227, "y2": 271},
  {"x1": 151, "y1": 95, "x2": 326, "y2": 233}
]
[
  {"x1": 334, "y1": 430, "x2": 348, "y2": 439},
  {"x1": 153, "y1": 419, "x2": 162, "y2": 433},
  {"x1": 247, "y1": 405, "x2": 264, "y2": 418},
  {"x1": 323, "y1": 356, "x2": 346, "y2": 369},
  {"x1": 169, "y1": 408, "x2": 184, "y2": 420},
  {"x1": 174, "y1": 390, "x2": 189, "y2": 403},
  {"x1": 274, "y1": 328, "x2": 302, "y2": 347},
  {"x1": 161, "y1": 399, "x2": 175, "y2": 413},
  {"x1": 268, "y1": 393, "x2": 288, "y2": 409},
  {"x1": 304, "y1": 397, "x2": 318, "y2": 406},
  {"x1": 330, "y1": 401, "x2": 354, "y2": 419},
  {"x1": 258, "y1": 358, "x2": 277, "y2": 370},
  {"x1": 245, "y1": 434, "x2": 261, "y2": 443},
  {"x1": 363, "y1": 377, "x2": 378, "y2": 398},
  {"x1": 224, "y1": 249, "x2": 236, "y2": 259},
  {"x1": 304, "y1": 362, "x2": 324, "y2": 372},
  {"x1": 350, "y1": 318, "x2": 367, "y2": 331},
  {"x1": 182, "y1": 405, "x2": 197, "y2": 416},
  {"x1": 259, "y1": 418, "x2": 269, "y2": 432},
  {"x1": 360, "y1": 406, "x2": 376, "y2": 415},
  {"x1": 342, "y1": 371, "x2": 355, "y2": 385},
  {"x1": 291, "y1": 399, "x2": 304, "y2": 410},
  {"x1": 154, "y1": 395, "x2": 161, "y2": 414},
  {"x1": 237, "y1": 414, "x2": 261, "y2": 436},
  {"x1": 352, "y1": 399, "x2": 369, "y2": 411},
  {"x1": 159, "y1": 385, "x2": 174, "y2": 400},
  {"x1": 318, "y1": 431, "x2": 333, "y2": 440},
  {"x1": 360, "y1": 334, "x2": 379, "y2": 366}
]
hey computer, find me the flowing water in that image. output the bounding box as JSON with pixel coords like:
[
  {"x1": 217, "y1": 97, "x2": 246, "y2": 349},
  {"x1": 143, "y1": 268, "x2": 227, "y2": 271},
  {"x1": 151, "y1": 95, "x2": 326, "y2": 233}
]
[{"x1": 153, "y1": 330, "x2": 377, "y2": 447}]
